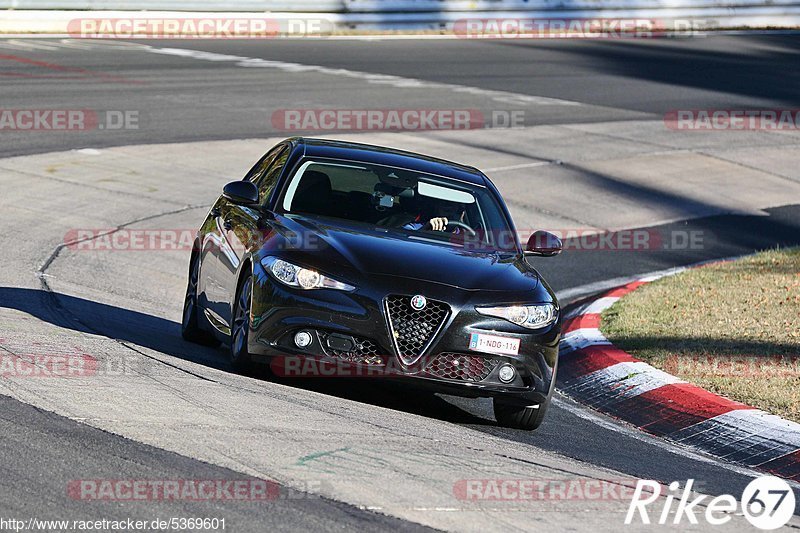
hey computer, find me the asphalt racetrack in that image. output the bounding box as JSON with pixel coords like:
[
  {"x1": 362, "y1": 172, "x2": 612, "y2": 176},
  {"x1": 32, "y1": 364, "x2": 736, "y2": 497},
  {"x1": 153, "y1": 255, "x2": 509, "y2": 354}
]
[{"x1": 0, "y1": 34, "x2": 799, "y2": 531}]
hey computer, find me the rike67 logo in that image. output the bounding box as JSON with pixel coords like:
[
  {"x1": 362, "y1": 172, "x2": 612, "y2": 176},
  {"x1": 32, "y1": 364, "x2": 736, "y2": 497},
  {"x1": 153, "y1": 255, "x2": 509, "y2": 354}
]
[{"x1": 626, "y1": 476, "x2": 795, "y2": 530}]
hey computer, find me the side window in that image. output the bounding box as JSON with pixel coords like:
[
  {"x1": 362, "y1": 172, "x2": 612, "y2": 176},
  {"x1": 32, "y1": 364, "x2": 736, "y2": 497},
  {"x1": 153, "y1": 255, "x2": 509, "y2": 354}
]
[
  {"x1": 255, "y1": 147, "x2": 289, "y2": 205},
  {"x1": 245, "y1": 145, "x2": 282, "y2": 183}
]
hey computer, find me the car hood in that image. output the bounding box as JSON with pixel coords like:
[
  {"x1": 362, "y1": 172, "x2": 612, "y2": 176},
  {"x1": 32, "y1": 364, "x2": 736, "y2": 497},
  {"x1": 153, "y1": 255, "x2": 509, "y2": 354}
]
[{"x1": 269, "y1": 215, "x2": 539, "y2": 292}]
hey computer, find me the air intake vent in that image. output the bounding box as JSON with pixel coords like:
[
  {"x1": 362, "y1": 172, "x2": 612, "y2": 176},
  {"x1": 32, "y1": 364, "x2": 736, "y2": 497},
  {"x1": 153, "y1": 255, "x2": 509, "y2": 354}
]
[
  {"x1": 424, "y1": 353, "x2": 499, "y2": 382},
  {"x1": 318, "y1": 331, "x2": 385, "y2": 366}
]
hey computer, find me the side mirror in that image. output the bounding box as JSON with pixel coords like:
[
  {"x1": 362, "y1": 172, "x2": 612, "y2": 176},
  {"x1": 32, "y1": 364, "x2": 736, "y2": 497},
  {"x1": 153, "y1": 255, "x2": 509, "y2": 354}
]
[
  {"x1": 525, "y1": 230, "x2": 562, "y2": 257},
  {"x1": 222, "y1": 181, "x2": 259, "y2": 206}
]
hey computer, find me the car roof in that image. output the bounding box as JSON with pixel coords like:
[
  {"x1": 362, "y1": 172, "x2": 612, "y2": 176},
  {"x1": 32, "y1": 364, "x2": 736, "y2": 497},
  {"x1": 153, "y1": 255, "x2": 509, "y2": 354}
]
[{"x1": 292, "y1": 137, "x2": 488, "y2": 186}]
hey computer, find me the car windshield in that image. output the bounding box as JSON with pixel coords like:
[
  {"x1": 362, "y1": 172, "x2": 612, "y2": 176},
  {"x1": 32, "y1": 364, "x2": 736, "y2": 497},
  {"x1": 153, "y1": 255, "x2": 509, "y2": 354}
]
[{"x1": 279, "y1": 159, "x2": 517, "y2": 251}]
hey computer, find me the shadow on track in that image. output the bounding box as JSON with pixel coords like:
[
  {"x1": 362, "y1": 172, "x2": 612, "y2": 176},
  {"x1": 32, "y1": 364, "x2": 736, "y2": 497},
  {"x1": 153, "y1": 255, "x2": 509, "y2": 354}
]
[
  {"x1": 2, "y1": 205, "x2": 799, "y2": 437},
  {"x1": 496, "y1": 34, "x2": 800, "y2": 110},
  {"x1": 0, "y1": 285, "x2": 490, "y2": 426},
  {"x1": 535, "y1": 204, "x2": 800, "y2": 296}
]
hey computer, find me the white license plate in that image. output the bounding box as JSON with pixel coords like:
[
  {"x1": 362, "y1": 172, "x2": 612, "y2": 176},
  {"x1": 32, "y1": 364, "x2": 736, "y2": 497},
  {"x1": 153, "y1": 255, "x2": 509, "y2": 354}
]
[{"x1": 468, "y1": 333, "x2": 520, "y2": 356}]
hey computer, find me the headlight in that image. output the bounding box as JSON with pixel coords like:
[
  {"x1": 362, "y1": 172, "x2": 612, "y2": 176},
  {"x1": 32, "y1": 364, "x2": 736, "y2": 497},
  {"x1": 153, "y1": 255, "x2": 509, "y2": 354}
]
[
  {"x1": 262, "y1": 257, "x2": 355, "y2": 292},
  {"x1": 475, "y1": 303, "x2": 557, "y2": 329}
]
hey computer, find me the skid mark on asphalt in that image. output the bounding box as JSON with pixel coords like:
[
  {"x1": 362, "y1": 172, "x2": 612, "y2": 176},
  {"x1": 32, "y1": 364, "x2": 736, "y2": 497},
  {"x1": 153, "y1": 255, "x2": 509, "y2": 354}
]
[
  {"x1": 0, "y1": 162, "x2": 186, "y2": 203},
  {"x1": 297, "y1": 447, "x2": 352, "y2": 471},
  {"x1": 289, "y1": 441, "x2": 619, "y2": 482},
  {"x1": 0, "y1": 52, "x2": 143, "y2": 83},
  {"x1": 38, "y1": 203, "x2": 206, "y2": 276},
  {"x1": 696, "y1": 149, "x2": 800, "y2": 184},
  {"x1": 33, "y1": 203, "x2": 223, "y2": 392}
]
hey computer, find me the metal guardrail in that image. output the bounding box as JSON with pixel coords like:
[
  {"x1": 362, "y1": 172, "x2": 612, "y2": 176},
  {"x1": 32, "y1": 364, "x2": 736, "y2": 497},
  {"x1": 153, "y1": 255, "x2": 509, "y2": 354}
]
[{"x1": 3, "y1": 0, "x2": 800, "y2": 11}]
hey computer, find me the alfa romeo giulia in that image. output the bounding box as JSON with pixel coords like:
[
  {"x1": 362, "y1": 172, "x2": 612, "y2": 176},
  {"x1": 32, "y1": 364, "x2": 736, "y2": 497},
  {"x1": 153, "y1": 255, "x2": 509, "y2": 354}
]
[{"x1": 182, "y1": 137, "x2": 562, "y2": 430}]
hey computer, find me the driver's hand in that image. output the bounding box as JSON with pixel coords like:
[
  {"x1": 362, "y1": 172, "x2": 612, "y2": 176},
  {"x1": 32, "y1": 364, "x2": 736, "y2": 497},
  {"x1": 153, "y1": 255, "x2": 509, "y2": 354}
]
[{"x1": 429, "y1": 217, "x2": 448, "y2": 231}]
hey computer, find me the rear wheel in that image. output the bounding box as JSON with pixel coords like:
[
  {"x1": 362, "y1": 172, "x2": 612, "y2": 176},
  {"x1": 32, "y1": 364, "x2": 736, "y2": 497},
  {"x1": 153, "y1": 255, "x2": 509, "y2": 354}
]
[
  {"x1": 181, "y1": 254, "x2": 219, "y2": 347},
  {"x1": 230, "y1": 276, "x2": 256, "y2": 374},
  {"x1": 493, "y1": 397, "x2": 550, "y2": 431}
]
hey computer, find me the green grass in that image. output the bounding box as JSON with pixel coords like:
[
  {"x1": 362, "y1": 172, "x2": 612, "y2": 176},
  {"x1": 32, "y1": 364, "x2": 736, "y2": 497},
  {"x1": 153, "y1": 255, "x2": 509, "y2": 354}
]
[{"x1": 601, "y1": 248, "x2": 800, "y2": 422}]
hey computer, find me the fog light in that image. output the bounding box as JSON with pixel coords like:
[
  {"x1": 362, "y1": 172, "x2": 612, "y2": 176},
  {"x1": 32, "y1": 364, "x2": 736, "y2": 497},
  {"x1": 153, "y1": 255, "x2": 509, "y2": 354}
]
[
  {"x1": 498, "y1": 364, "x2": 516, "y2": 383},
  {"x1": 294, "y1": 331, "x2": 313, "y2": 348}
]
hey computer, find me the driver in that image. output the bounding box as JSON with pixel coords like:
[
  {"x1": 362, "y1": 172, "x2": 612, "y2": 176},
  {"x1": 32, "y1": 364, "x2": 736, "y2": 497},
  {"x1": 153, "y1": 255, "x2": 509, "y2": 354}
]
[{"x1": 401, "y1": 200, "x2": 466, "y2": 233}]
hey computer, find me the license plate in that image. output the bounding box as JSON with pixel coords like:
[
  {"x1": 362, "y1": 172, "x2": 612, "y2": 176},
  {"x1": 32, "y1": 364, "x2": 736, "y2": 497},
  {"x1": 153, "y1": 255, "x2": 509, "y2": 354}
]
[{"x1": 468, "y1": 333, "x2": 520, "y2": 356}]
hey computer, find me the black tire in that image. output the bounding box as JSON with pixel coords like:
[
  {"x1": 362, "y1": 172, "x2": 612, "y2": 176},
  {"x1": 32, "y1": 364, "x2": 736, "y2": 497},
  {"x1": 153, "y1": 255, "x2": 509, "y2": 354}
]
[
  {"x1": 181, "y1": 254, "x2": 220, "y2": 347},
  {"x1": 230, "y1": 275, "x2": 257, "y2": 374},
  {"x1": 493, "y1": 397, "x2": 550, "y2": 431}
]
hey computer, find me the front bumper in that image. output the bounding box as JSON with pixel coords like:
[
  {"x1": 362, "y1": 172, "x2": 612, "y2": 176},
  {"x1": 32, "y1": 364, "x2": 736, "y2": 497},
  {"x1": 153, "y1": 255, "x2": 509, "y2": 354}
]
[{"x1": 247, "y1": 265, "x2": 560, "y2": 405}]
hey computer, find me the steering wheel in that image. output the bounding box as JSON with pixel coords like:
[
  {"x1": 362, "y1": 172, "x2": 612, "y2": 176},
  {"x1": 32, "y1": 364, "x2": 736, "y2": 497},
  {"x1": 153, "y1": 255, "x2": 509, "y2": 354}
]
[{"x1": 446, "y1": 220, "x2": 477, "y2": 237}]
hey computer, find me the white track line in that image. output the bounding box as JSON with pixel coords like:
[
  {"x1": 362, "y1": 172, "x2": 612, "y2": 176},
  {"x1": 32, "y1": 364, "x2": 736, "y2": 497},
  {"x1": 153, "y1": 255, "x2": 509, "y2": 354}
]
[
  {"x1": 483, "y1": 161, "x2": 553, "y2": 172},
  {"x1": 556, "y1": 257, "x2": 740, "y2": 304},
  {"x1": 146, "y1": 45, "x2": 582, "y2": 107}
]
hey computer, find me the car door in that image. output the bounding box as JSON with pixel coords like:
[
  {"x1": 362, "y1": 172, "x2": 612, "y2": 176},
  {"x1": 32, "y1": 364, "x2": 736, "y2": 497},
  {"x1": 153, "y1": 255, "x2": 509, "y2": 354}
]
[
  {"x1": 215, "y1": 144, "x2": 291, "y2": 328},
  {"x1": 201, "y1": 145, "x2": 285, "y2": 333}
]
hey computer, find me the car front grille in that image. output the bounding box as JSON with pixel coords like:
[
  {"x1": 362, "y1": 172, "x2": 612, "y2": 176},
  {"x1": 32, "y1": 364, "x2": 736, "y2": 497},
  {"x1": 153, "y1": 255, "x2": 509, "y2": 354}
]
[
  {"x1": 318, "y1": 332, "x2": 386, "y2": 366},
  {"x1": 385, "y1": 295, "x2": 450, "y2": 365},
  {"x1": 423, "y1": 352, "x2": 500, "y2": 382}
]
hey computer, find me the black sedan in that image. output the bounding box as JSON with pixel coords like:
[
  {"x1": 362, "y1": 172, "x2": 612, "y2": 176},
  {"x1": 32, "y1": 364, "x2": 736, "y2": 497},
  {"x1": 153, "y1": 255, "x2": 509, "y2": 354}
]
[{"x1": 182, "y1": 138, "x2": 563, "y2": 430}]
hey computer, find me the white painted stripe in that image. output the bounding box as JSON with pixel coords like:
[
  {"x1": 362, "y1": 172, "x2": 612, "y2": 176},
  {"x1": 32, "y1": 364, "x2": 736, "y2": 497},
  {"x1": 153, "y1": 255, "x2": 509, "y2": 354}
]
[
  {"x1": 0, "y1": 39, "x2": 60, "y2": 51},
  {"x1": 702, "y1": 409, "x2": 800, "y2": 449},
  {"x1": 668, "y1": 409, "x2": 800, "y2": 467},
  {"x1": 580, "y1": 296, "x2": 621, "y2": 315},
  {"x1": 557, "y1": 277, "x2": 636, "y2": 304},
  {"x1": 565, "y1": 361, "x2": 685, "y2": 399},
  {"x1": 556, "y1": 256, "x2": 745, "y2": 304},
  {"x1": 14, "y1": 39, "x2": 65, "y2": 50},
  {"x1": 560, "y1": 327, "x2": 610, "y2": 355},
  {"x1": 147, "y1": 46, "x2": 582, "y2": 107},
  {"x1": 483, "y1": 161, "x2": 553, "y2": 172},
  {"x1": 638, "y1": 266, "x2": 686, "y2": 283},
  {"x1": 551, "y1": 395, "x2": 778, "y2": 479},
  {"x1": 565, "y1": 296, "x2": 619, "y2": 319}
]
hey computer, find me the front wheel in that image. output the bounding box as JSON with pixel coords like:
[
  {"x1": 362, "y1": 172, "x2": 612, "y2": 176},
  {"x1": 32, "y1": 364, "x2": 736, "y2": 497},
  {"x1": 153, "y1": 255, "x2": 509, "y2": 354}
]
[
  {"x1": 493, "y1": 397, "x2": 550, "y2": 431},
  {"x1": 181, "y1": 254, "x2": 220, "y2": 347},
  {"x1": 230, "y1": 276, "x2": 256, "y2": 374}
]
